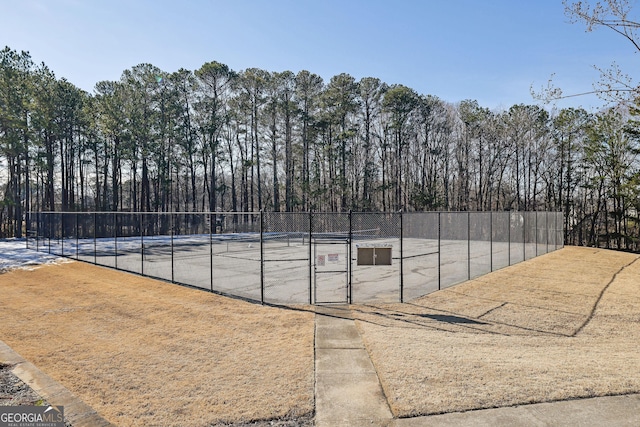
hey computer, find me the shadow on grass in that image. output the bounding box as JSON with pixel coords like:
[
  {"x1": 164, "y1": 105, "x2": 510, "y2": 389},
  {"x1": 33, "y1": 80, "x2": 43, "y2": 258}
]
[{"x1": 420, "y1": 314, "x2": 487, "y2": 324}]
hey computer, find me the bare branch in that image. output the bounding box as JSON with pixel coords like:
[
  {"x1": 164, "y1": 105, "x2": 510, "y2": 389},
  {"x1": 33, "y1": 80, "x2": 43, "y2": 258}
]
[
  {"x1": 559, "y1": 0, "x2": 640, "y2": 105},
  {"x1": 564, "y1": 0, "x2": 640, "y2": 46}
]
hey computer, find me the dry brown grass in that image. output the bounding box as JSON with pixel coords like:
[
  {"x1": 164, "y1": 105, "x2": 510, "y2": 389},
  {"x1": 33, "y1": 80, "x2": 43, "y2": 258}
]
[
  {"x1": 4, "y1": 245, "x2": 639, "y2": 423},
  {"x1": 0, "y1": 262, "x2": 315, "y2": 426},
  {"x1": 354, "y1": 246, "x2": 640, "y2": 417}
]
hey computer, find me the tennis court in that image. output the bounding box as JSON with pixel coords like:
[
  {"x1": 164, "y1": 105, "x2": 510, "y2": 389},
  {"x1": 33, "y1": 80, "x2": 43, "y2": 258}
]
[{"x1": 29, "y1": 211, "x2": 563, "y2": 304}]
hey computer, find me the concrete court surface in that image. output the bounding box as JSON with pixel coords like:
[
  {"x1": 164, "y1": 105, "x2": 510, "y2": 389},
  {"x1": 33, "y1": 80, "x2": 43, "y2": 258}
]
[{"x1": 39, "y1": 236, "x2": 560, "y2": 305}]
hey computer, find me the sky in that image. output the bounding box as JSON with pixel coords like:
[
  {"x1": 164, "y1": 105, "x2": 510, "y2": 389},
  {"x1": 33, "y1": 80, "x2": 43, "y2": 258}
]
[{"x1": 1, "y1": 0, "x2": 639, "y2": 112}]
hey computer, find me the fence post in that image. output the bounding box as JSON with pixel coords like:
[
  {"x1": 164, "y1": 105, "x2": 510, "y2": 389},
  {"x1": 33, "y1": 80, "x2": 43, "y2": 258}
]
[
  {"x1": 553, "y1": 212, "x2": 556, "y2": 250},
  {"x1": 93, "y1": 212, "x2": 97, "y2": 264},
  {"x1": 141, "y1": 213, "x2": 144, "y2": 275},
  {"x1": 508, "y1": 212, "x2": 511, "y2": 266},
  {"x1": 467, "y1": 211, "x2": 471, "y2": 280},
  {"x1": 308, "y1": 210, "x2": 312, "y2": 305},
  {"x1": 556, "y1": 212, "x2": 559, "y2": 250},
  {"x1": 490, "y1": 211, "x2": 493, "y2": 272},
  {"x1": 114, "y1": 212, "x2": 118, "y2": 270},
  {"x1": 557, "y1": 212, "x2": 560, "y2": 250},
  {"x1": 31, "y1": 211, "x2": 34, "y2": 248},
  {"x1": 171, "y1": 213, "x2": 175, "y2": 283},
  {"x1": 47, "y1": 214, "x2": 51, "y2": 255},
  {"x1": 348, "y1": 210, "x2": 353, "y2": 304},
  {"x1": 210, "y1": 212, "x2": 214, "y2": 293},
  {"x1": 399, "y1": 210, "x2": 404, "y2": 303},
  {"x1": 75, "y1": 212, "x2": 79, "y2": 260},
  {"x1": 37, "y1": 212, "x2": 41, "y2": 252},
  {"x1": 25, "y1": 211, "x2": 30, "y2": 249},
  {"x1": 534, "y1": 211, "x2": 538, "y2": 257},
  {"x1": 562, "y1": 212, "x2": 565, "y2": 248},
  {"x1": 525, "y1": 212, "x2": 528, "y2": 259},
  {"x1": 559, "y1": 212, "x2": 563, "y2": 249},
  {"x1": 260, "y1": 210, "x2": 265, "y2": 305},
  {"x1": 35, "y1": 212, "x2": 39, "y2": 252},
  {"x1": 61, "y1": 213, "x2": 64, "y2": 257},
  {"x1": 547, "y1": 212, "x2": 550, "y2": 254},
  {"x1": 438, "y1": 212, "x2": 441, "y2": 291}
]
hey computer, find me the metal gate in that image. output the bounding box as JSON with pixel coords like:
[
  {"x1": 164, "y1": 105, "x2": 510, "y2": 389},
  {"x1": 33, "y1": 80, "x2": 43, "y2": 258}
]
[{"x1": 312, "y1": 237, "x2": 350, "y2": 304}]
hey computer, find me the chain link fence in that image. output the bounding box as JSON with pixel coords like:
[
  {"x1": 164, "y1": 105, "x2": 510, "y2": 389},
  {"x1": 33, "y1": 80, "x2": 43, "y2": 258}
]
[
  {"x1": 27, "y1": 211, "x2": 563, "y2": 304},
  {"x1": 351, "y1": 212, "x2": 400, "y2": 303},
  {"x1": 263, "y1": 212, "x2": 311, "y2": 304},
  {"x1": 402, "y1": 212, "x2": 440, "y2": 300}
]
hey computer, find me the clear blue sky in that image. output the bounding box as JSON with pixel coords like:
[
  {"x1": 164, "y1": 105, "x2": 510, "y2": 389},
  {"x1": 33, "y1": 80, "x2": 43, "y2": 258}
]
[{"x1": 1, "y1": 0, "x2": 638, "y2": 111}]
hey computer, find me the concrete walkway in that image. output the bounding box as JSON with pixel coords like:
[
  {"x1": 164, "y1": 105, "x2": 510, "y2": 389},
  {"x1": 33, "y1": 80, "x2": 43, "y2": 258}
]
[
  {"x1": 315, "y1": 305, "x2": 392, "y2": 426},
  {"x1": 0, "y1": 340, "x2": 113, "y2": 427},
  {"x1": 389, "y1": 393, "x2": 640, "y2": 426},
  {"x1": 314, "y1": 306, "x2": 640, "y2": 427}
]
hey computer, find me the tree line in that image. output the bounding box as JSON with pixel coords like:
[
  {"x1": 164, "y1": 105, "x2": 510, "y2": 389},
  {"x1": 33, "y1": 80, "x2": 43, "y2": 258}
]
[{"x1": 1, "y1": 46, "x2": 639, "y2": 249}]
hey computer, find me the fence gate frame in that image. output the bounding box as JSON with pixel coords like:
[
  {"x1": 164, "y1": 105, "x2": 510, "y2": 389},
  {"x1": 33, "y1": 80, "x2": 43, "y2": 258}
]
[{"x1": 312, "y1": 236, "x2": 351, "y2": 304}]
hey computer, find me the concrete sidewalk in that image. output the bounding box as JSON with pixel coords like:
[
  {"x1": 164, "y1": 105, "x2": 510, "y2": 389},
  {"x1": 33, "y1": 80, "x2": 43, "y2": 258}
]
[
  {"x1": 314, "y1": 305, "x2": 392, "y2": 426},
  {"x1": 314, "y1": 305, "x2": 640, "y2": 427},
  {"x1": 390, "y1": 393, "x2": 640, "y2": 426}
]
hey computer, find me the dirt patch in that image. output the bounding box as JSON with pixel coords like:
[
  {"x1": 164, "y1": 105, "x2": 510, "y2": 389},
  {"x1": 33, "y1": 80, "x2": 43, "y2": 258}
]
[
  {"x1": 354, "y1": 246, "x2": 640, "y2": 417},
  {"x1": 0, "y1": 262, "x2": 315, "y2": 426}
]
